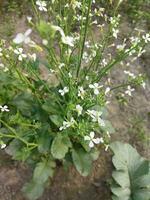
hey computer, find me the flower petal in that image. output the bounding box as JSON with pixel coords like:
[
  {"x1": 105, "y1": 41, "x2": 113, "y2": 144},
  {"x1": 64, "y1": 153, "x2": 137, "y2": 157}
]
[
  {"x1": 90, "y1": 131, "x2": 95, "y2": 139},
  {"x1": 84, "y1": 136, "x2": 90, "y2": 141},
  {"x1": 89, "y1": 141, "x2": 94, "y2": 148},
  {"x1": 24, "y1": 29, "x2": 32, "y2": 36},
  {"x1": 13, "y1": 33, "x2": 24, "y2": 44},
  {"x1": 93, "y1": 138, "x2": 101, "y2": 144}
]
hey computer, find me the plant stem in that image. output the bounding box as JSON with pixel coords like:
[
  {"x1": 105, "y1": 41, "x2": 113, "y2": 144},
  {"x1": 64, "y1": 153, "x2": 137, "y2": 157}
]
[{"x1": 76, "y1": 0, "x2": 92, "y2": 79}]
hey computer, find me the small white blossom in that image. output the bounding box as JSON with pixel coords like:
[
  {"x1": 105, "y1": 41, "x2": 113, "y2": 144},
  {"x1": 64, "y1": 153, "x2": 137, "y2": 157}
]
[
  {"x1": 125, "y1": 86, "x2": 135, "y2": 96},
  {"x1": 42, "y1": 39, "x2": 48, "y2": 45},
  {"x1": 27, "y1": 16, "x2": 32, "y2": 23},
  {"x1": 72, "y1": 1, "x2": 81, "y2": 9},
  {"x1": 101, "y1": 58, "x2": 108, "y2": 66},
  {"x1": 1, "y1": 143, "x2": 6, "y2": 149},
  {"x1": 14, "y1": 48, "x2": 27, "y2": 61},
  {"x1": 84, "y1": 132, "x2": 103, "y2": 148},
  {"x1": 117, "y1": 43, "x2": 126, "y2": 50},
  {"x1": 112, "y1": 28, "x2": 119, "y2": 39},
  {"x1": 68, "y1": 72, "x2": 72, "y2": 78},
  {"x1": 59, "y1": 63, "x2": 65, "y2": 69},
  {"x1": 141, "y1": 81, "x2": 146, "y2": 89},
  {"x1": 59, "y1": 117, "x2": 75, "y2": 131},
  {"x1": 36, "y1": 0, "x2": 47, "y2": 12},
  {"x1": 13, "y1": 29, "x2": 32, "y2": 44},
  {"x1": 124, "y1": 70, "x2": 136, "y2": 78},
  {"x1": 89, "y1": 83, "x2": 103, "y2": 95},
  {"x1": 0, "y1": 63, "x2": 8, "y2": 72},
  {"x1": 142, "y1": 33, "x2": 150, "y2": 43},
  {"x1": 28, "y1": 53, "x2": 37, "y2": 61},
  {"x1": 78, "y1": 87, "x2": 85, "y2": 100},
  {"x1": 87, "y1": 110, "x2": 105, "y2": 127},
  {"x1": 105, "y1": 87, "x2": 111, "y2": 96},
  {"x1": 105, "y1": 144, "x2": 109, "y2": 151},
  {"x1": 76, "y1": 105, "x2": 83, "y2": 116},
  {"x1": 0, "y1": 105, "x2": 9, "y2": 112},
  {"x1": 0, "y1": 48, "x2": 3, "y2": 57},
  {"x1": 58, "y1": 87, "x2": 69, "y2": 96}
]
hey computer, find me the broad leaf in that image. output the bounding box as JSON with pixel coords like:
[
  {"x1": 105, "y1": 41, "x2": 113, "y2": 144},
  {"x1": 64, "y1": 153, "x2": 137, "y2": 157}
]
[
  {"x1": 110, "y1": 142, "x2": 150, "y2": 200},
  {"x1": 49, "y1": 115, "x2": 63, "y2": 127},
  {"x1": 51, "y1": 134, "x2": 72, "y2": 159},
  {"x1": 22, "y1": 159, "x2": 56, "y2": 200},
  {"x1": 22, "y1": 181, "x2": 44, "y2": 200},
  {"x1": 72, "y1": 148, "x2": 92, "y2": 176}
]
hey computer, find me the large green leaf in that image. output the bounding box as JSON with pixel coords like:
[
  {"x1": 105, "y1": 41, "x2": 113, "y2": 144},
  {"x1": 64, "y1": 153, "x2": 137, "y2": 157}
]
[
  {"x1": 22, "y1": 159, "x2": 56, "y2": 200},
  {"x1": 110, "y1": 142, "x2": 150, "y2": 200},
  {"x1": 51, "y1": 134, "x2": 72, "y2": 159},
  {"x1": 22, "y1": 181, "x2": 45, "y2": 200},
  {"x1": 33, "y1": 160, "x2": 55, "y2": 184},
  {"x1": 72, "y1": 148, "x2": 92, "y2": 176}
]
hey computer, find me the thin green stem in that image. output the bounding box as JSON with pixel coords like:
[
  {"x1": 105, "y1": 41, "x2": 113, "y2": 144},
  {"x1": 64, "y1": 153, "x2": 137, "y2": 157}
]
[{"x1": 76, "y1": 0, "x2": 92, "y2": 78}]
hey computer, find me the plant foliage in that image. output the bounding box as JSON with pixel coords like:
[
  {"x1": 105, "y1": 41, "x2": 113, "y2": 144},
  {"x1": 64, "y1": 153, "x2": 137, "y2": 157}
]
[{"x1": 110, "y1": 142, "x2": 150, "y2": 200}]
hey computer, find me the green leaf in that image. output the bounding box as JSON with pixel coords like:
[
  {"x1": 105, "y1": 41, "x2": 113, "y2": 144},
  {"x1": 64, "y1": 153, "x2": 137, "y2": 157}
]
[
  {"x1": 72, "y1": 148, "x2": 92, "y2": 176},
  {"x1": 90, "y1": 149, "x2": 100, "y2": 161},
  {"x1": 51, "y1": 134, "x2": 72, "y2": 159},
  {"x1": 37, "y1": 124, "x2": 52, "y2": 153},
  {"x1": 112, "y1": 171, "x2": 130, "y2": 188},
  {"x1": 38, "y1": 133, "x2": 51, "y2": 154},
  {"x1": 110, "y1": 142, "x2": 150, "y2": 200},
  {"x1": 13, "y1": 92, "x2": 36, "y2": 116},
  {"x1": 49, "y1": 115, "x2": 63, "y2": 127},
  {"x1": 22, "y1": 159, "x2": 56, "y2": 200},
  {"x1": 22, "y1": 181, "x2": 44, "y2": 200},
  {"x1": 33, "y1": 160, "x2": 55, "y2": 184}
]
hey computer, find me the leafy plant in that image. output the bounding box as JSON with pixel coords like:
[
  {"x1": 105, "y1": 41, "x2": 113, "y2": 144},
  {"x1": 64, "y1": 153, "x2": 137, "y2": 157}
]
[
  {"x1": 110, "y1": 142, "x2": 150, "y2": 200},
  {"x1": 0, "y1": 0, "x2": 149, "y2": 199}
]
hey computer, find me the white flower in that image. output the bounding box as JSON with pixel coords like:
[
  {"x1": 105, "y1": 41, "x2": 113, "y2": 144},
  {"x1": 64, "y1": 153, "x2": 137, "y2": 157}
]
[
  {"x1": 105, "y1": 144, "x2": 109, "y2": 151},
  {"x1": 58, "y1": 63, "x2": 65, "y2": 69},
  {"x1": 117, "y1": 43, "x2": 126, "y2": 50},
  {"x1": 0, "y1": 63, "x2": 4, "y2": 68},
  {"x1": 76, "y1": 105, "x2": 83, "y2": 116},
  {"x1": 28, "y1": 53, "x2": 37, "y2": 61},
  {"x1": 61, "y1": 35, "x2": 74, "y2": 47},
  {"x1": 14, "y1": 48, "x2": 27, "y2": 61},
  {"x1": 124, "y1": 70, "x2": 136, "y2": 78},
  {"x1": 1, "y1": 143, "x2": 6, "y2": 149},
  {"x1": 27, "y1": 16, "x2": 32, "y2": 23},
  {"x1": 72, "y1": 1, "x2": 82, "y2": 9},
  {"x1": 89, "y1": 83, "x2": 103, "y2": 95},
  {"x1": 36, "y1": 0, "x2": 47, "y2": 12},
  {"x1": 112, "y1": 28, "x2": 119, "y2": 39},
  {"x1": 84, "y1": 132, "x2": 103, "y2": 148},
  {"x1": 59, "y1": 117, "x2": 75, "y2": 131},
  {"x1": 105, "y1": 87, "x2": 111, "y2": 96},
  {"x1": 101, "y1": 58, "x2": 108, "y2": 67},
  {"x1": 142, "y1": 33, "x2": 150, "y2": 43},
  {"x1": 125, "y1": 86, "x2": 135, "y2": 96},
  {"x1": 13, "y1": 29, "x2": 32, "y2": 44},
  {"x1": 42, "y1": 39, "x2": 48, "y2": 45},
  {"x1": 58, "y1": 86, "x2": 69, "y2": 96},
  {"x1": 141, "y1": 81, "x2": 146, "y2": 89},
  {"x1": 87, "y1": 110, "x2": 105, "y2": 127},
  {"x1": 68, "y1": 72, "x2": 72, "y2": 78},
  {"x1": 0, "y1": 63, "x2": 8, "y2": 72},
  {"x1": 0, "y1": 105, "x2": 9, "y2": 112},
  {"x1": 78, "y1": 87, "x2": 85, "y2": 99},
  {"x1": 0, "y1": 48, "x2": 3, "y2": 56}
]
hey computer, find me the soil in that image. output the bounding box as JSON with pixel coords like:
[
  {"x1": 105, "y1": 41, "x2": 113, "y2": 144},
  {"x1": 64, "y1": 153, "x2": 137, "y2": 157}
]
[{"x1": 0, "y1": 3, "x2": 150, "y2": 200}]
